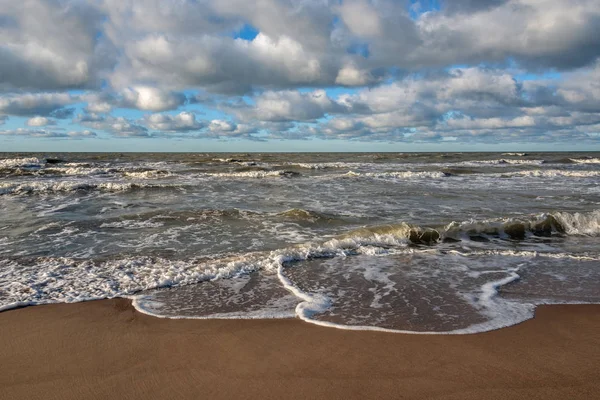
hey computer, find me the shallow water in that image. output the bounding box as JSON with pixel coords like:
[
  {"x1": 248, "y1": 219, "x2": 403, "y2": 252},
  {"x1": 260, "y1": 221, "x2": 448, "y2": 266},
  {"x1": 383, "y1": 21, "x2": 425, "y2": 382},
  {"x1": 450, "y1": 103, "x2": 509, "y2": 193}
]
[{"x1": 1, "y1": 152, "x2": 599, "y2": 333}]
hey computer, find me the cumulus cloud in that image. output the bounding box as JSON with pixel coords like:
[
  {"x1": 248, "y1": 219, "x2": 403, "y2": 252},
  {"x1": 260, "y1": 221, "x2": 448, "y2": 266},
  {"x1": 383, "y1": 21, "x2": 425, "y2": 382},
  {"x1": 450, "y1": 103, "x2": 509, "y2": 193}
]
[
  {"x1": 335, "y1": 64, "x2": 375, "y2": 86},
  {"x1": 206, "y1": 119, "x2": 257, "y2": 138},
  {"x1": 120, "y1": 86, "x2": 187, "y2": 112},
  {"x1": 110, "y1": 33, "x2": 330, "y2": 94},
  {"x1": 1, "y1": 0, "x2": 600, "y2": 146},
  {"x1": 108, "y1": 118, "x2": 149, "y2": 137},
  {"x1": 26, "y1": 116, "x2": 56, "y2": 127},
  {"x1": 238, "y1": 65, "x2": 600, "y2": 143},
  {"x1": 0, "y1": 0, "x2": 115, "y2": 91},
  {"x1": 232, "y1": 89, "x2": 345, "y2": 122},
  {"x1": 337, "y1": 0, "x2": 383, "y2": 38},
  {"x1": 0, "y1": 93, "x2": 76, "y2": 117},
  {"x1": 143, "y1": 112, "x2": 203, "y2": 132},
  {"x1": 77, "y1": 114, "x2": 148, "y2": 137}
]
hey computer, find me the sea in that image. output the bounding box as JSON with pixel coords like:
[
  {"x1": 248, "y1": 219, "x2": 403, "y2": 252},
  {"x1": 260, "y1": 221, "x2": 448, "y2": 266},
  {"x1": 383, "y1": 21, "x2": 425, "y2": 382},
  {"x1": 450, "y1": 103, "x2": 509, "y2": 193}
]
[{"x1": 1, "y1": 152, "x2": 599, "y2": 334}]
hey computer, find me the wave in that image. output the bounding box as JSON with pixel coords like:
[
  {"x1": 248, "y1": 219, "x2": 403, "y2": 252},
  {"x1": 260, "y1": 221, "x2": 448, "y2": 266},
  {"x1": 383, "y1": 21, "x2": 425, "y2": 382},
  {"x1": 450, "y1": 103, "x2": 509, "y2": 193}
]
[
  {"x1": 205, "y1": 170, "x2": 301, "y2": 178},
  {"x1": 0, "y1": 254, "x2": 269, "y2": 311},
  {"x1": 89, "y1": 208, "x2": 348, "y2": 229},
  {"x1": 43, "y1": 166, "x2": 119, "y2": 176},
  {"x1": 285, "y1": 162, "x2": 372, "y2": 170},
  {"x1": 0, "y1": 157, "x2": 43, "y2": 169},
  {"x1": 122, "y1": 170, "x2": 173, "y2": 179},
  {"x1": 0, "y1": 181, "x2": 181, "y2": 195},
  {"x1": 2, "y1": 209, "x2": 599, "y2": 334},
  {"x1": 336, "y1": 168, "x2": 600, "y2": 180},
  {"x1": 570, "y1": 157, "x2": 600, "y2": 164},
  {"x1": 459, "y1": 159, "x2": 545, "y2": 166},
  {"x1": 510, "y1": 170, "x2": 600, "y2": 178},
  {"x1": 335, "y1": 210, "x2": 600, "y2": 245},
  {"x1": 343, "y1": 170, "x2": 449, "y2": 179},
  {"x1": 43, "y1": 165, "x2": 172, "y2": 178}
]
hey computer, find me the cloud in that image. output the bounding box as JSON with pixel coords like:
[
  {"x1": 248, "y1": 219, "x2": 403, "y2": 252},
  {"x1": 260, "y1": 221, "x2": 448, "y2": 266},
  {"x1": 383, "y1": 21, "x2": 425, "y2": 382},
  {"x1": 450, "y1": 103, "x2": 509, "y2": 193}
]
[
  {"x1": 26, "y1": 116, "x2": 57, "y2": 127},
  {"x1": 0, "y1": 0, "x2": 115, "y2": 91},
  {"x1": 1, "y1": 0, "x2": 600, "y2": 147},
  {"x1": 337, "y1": 0, "x2": 383, "y2": 38},
  {"x1": 232, "y1": 89, "x2": 345, "y2": 122},
  {"x1": 143, "y1": 112, "x2": 203, "y2": 132},
  {"x1": 109, "y1": 118, "x2": 149, "y2": 137},
  {"x1": 121, "y1": 86, "x2": 187, "y2": 112},
  {"x1": 0, "y1": 128, "x2": 96, "y2": 139},
  {"x1": 412, "y1": 0, "x2": 600, "y2": 70},
  {"x1": 0, "y1": 93, "x2": 76, "y2": 117},
  {"x1": 110, "y1": 33, "x2": 330, "y2": 94},
  {"x1": 67, "y1": 130, "x2": 97, "y2": 138},
  {"x1": 206, "y1": 119, "x2": 257, "y2": 138},
  {"x1": 77, "y1": 114, "x2": 148, "y2": 137},
  {"x1": 335, "y1": 64, "x2": 375, "y2": 86}
]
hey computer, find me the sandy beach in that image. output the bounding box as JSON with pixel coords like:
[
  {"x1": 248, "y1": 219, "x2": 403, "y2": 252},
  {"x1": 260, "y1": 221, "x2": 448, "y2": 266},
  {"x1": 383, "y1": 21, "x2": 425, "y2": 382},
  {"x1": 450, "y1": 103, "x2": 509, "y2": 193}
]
[{"x1": 0, "y1": 300, "x2": 598, "y2": 400}]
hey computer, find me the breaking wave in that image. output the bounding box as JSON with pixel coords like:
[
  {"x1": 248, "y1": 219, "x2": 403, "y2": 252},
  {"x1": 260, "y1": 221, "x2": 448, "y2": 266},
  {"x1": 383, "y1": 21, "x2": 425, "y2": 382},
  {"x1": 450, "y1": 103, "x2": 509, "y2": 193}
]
[
  {"x1": 570, "y1": 157, "x2": 600, "y2": 164},
  {"x1": 0, "y1": 181, "x2": 182, "y2": 195}
]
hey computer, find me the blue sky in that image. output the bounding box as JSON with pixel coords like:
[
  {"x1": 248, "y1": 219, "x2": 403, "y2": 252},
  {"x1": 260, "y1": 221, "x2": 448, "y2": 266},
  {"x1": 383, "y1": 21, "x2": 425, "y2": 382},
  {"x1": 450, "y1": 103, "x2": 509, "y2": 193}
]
[{"x1": 1, "y1": 0, "x2": 600, "y2": 152}]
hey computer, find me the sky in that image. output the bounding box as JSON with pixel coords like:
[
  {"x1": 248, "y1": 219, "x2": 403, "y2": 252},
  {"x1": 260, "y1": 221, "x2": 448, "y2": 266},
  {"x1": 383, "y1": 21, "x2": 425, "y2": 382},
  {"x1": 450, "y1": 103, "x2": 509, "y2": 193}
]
[{"x1": 1, "y1": 0, "x2": 600, "y2": 152}]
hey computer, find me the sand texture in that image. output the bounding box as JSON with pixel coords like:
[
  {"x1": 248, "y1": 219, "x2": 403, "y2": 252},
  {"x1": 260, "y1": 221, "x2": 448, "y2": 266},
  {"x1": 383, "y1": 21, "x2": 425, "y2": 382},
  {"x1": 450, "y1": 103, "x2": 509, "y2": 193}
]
[{"x1": 1, "y1": 299, "x2": 599, "y2": 400}]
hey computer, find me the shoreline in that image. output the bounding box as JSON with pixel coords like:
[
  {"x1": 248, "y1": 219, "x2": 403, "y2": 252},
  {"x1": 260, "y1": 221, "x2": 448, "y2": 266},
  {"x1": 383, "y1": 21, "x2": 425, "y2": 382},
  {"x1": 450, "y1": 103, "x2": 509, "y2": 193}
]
[{"x1": 1, "y1": 300, "x2": 599, "y2": 399}]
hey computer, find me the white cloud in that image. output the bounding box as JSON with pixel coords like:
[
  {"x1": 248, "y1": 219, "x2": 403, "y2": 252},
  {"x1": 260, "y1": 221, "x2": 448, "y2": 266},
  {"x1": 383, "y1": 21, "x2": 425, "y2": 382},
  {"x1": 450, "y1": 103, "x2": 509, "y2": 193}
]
[
  {"x1": 209, "y1": 119, "x2": 236, "y2": 133},
  {"x1": 1, "y1": 0, "x2": 600, "y2": 146},
  {"x1": 233, "y1": 89, "x2": 344, "y2": 122},
  {"x1": 144, "y1": 112, "x2": 203, "y2": 132},
  {"x1": 121, "y1": 86, "x2": 186, "y2": 112},
  {"x1": 335, "y1": 64, "x2": 375, "y2": 86},
  {"x1": 26, "y1": 116, "x2": 56, "y2": 127}
]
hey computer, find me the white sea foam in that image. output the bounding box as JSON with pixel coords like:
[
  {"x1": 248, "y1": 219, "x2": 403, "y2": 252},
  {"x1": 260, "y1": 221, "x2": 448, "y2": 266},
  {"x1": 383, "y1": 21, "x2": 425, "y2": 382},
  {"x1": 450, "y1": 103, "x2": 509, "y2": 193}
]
[
  {"x1": 1, "y1": 225, "x2": 598, "y2": 334},
  {"x1": 205, "y1": 170, "x2": 298, "y2": 178},
  {"x1": 123, "y1": 170, "x2": 171, "y2": 179},
  {"x1": 287, "y1": 162, "x2": 373, "y2": 170},
  {"x1": 0, "y1": 253, "x2": 270, "y2": 311},
  {"x1": 44, "y1": 166, "x2": 118, "y2": 175},
  {"x1": 0, "y1": 157, "x2": 42, "y2": 169},
  {"x1": 459, "y1": 159, "x2": 545, "y2": 166},
  {"x1": 343, "y1": 170, "x2": 448, "y2": 179},
  {"x1": 0, "y1": 181, "x2": 177, "y2": 195},
  {"x1": 570, "y1": 157, "x2": 600, "y2": 164},
  {"x1": 273, "y1": 252, "x2": 537, "y2": 335},
  {"x1": 99, "y1": 220, "x2": 165, "y2": 229},
  {"x1": 511, "y1": 169, "x2": 600, "y2": 178}
]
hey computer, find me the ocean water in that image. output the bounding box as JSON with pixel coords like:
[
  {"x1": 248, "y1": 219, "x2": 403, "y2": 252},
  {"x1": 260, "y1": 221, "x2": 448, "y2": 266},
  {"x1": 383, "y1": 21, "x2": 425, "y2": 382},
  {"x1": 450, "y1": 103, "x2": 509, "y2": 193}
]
[{"x1": 1, "y1": 152, "x2": 599, "y2": 334}]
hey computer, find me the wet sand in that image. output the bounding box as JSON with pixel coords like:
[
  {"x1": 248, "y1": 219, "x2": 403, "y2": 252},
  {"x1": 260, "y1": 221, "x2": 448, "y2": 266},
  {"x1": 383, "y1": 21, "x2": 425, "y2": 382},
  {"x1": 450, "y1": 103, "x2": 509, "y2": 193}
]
[{"x1": 1, "y1": 300, "x2": 599, "y2": 400}]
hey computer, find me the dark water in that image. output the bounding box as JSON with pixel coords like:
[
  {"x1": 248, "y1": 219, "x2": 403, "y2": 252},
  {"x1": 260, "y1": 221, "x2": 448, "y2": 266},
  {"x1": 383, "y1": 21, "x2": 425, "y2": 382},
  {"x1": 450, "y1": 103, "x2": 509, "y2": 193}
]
[{"x1": 1, "y1": 152, "x2": 599, "y2": 333}]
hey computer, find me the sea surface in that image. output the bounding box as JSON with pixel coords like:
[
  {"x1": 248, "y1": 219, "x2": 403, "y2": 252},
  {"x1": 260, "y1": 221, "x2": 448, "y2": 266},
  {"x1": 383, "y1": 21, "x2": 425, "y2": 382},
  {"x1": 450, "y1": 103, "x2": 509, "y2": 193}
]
[{"x1": 1, "y1": 152, "x2": 599, "y2": 333}]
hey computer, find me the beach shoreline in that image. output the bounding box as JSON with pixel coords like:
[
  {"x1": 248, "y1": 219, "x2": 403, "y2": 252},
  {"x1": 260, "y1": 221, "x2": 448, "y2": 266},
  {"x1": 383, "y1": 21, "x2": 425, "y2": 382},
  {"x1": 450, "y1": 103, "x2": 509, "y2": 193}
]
[{"x1": 1, "y1": 300, "x2": 598, "y2": 400}]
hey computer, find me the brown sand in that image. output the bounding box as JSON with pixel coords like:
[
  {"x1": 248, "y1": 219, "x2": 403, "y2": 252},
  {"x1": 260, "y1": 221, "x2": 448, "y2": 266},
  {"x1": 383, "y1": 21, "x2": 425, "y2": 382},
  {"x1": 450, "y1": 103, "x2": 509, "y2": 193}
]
[{"x1": 1, "y1": 300, "x2": 599, "y2": 400}]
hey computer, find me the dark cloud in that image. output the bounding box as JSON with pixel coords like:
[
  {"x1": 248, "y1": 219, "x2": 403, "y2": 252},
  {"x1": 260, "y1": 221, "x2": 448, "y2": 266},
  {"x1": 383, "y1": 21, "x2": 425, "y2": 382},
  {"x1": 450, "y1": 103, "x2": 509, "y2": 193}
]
[{"x1": 0, "y1": 93, "x2": 77, "y2": 117}]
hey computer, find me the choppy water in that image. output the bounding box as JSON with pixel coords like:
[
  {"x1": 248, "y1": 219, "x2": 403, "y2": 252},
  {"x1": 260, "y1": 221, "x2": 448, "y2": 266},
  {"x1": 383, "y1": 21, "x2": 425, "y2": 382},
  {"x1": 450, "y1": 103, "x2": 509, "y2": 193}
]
[{"x1": 1, "y1": 152, "x2": 599, "y2": 333}]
